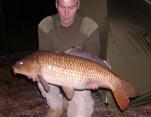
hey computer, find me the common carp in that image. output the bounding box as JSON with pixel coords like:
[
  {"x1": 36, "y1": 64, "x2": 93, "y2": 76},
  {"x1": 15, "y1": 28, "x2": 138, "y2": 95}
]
[{"x1": 12, "y1": 48, "x2": 138, "y2": 111}]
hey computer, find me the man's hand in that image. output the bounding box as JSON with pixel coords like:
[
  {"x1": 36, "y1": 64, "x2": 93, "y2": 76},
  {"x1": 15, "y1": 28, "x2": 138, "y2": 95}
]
[{"x1": 27, "y1": 75, "x2": 39, "y2": 82}]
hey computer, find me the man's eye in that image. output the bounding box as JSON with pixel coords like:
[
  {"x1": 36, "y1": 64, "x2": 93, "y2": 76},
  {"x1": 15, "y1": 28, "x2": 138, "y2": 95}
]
[
  {"x1": 69, "y1": 6, "x2": 75, "y2": 9},
  {"x1": 59, "y1": 6, "x2": 64, "y2": 9}
]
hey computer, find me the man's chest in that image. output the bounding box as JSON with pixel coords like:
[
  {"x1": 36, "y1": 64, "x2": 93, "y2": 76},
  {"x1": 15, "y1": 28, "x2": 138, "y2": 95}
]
[{"x1": 50, "y1": 27, "x2": 86, "y2": 52}]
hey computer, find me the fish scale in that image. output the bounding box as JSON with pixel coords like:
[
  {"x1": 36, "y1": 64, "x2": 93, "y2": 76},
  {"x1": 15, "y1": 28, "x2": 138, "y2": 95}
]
[
  {"x1": 38, "y1": 52, "x2": 106, "y2": 88},
  {"x1": 37, "y1": 52, "x2": 120, "y2": 89},
  {"x1": 12, "y1": 50, "x2": 138, "y2": 111}
]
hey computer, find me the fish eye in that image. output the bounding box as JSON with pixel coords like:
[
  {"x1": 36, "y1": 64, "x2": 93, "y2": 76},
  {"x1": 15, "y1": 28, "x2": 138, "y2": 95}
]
[
  {"x1": 19, "y1": 61, "x2": 23, "y2": 65},
  {"x1": 17, "y1": 61, "x2": 23, "y2": 65}
]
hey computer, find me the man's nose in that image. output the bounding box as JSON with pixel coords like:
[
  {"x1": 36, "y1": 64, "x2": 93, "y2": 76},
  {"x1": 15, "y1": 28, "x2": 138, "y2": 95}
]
[{"x1": 64, "y1": 8, "x2": 69, "y2": 17}]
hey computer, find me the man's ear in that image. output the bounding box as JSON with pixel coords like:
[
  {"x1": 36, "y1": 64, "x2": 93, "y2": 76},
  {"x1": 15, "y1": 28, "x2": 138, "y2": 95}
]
[
  {"x1": 77, "y1": 0, "x2": 80, "y2": 9},
  {"x1": 56, "y1": 0, "x2": 58, "y2": 8}
]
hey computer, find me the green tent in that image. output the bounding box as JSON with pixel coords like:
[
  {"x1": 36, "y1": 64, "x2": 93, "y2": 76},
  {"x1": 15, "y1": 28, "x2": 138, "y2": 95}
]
[{"x1": 79, "y1": 0, "x2": 151, "y2": 109}]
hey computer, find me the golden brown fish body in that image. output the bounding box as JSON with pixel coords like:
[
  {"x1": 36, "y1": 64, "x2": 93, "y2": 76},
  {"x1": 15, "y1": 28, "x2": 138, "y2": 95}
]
[
  {"x1": 39, "y1": 52, "x2": 111, "y2": 89},
  {"x1": 12, "y1": 50, "x2": 138, "y2": 111}
]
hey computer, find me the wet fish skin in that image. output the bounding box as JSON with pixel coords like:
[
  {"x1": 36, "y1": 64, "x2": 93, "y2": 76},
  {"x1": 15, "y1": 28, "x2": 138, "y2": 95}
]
[{"x1": 12, "y1": 50, "x2": 138, "y2": 111}]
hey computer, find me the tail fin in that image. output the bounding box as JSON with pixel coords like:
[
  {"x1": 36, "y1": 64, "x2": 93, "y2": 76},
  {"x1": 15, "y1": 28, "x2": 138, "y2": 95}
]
[
  {"x1": 112, "y1": 78, "x2": 139, "y2": 111},
  {"x1": 112, "y1": 88, "x2": 129, "y2": 111},
  {"x1": 121, "y1": 79, "x2": 139, "y2": 98}
]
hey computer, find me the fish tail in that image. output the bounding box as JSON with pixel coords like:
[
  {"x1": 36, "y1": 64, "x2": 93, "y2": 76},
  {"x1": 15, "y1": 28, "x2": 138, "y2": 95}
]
[
  {"x1": 111, "y1": 78, "x2": 138, "y2": 111},
  {"x1": 120, "y1": 79, "x2": 139, "y2": 98},
  {"x1": 112, "y1": 87, "x2": 129, "y2": 111}
]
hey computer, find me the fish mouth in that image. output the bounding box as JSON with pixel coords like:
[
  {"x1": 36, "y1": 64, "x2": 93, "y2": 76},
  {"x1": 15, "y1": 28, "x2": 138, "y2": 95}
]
[
  {"x1": 11, "y1": 66, "x2": 17, "y2": 78},
  {"x1": 12, "y1": 65, "x2": 16, "y2": 73},
  {"x1": 11, "y1": 64, "x2": 20, "y2": 75}
]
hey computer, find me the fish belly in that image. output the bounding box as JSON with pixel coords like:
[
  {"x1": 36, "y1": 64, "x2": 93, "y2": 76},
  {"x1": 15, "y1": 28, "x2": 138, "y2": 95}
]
[{"x1": 40, "y1": 64, "x2": 89, "y2": 89}]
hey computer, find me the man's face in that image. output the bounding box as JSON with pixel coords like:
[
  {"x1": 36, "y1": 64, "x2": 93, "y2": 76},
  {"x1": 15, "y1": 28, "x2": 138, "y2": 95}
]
[{"x1": 56, "y1": 0, "x2": 79, "y2": 27}]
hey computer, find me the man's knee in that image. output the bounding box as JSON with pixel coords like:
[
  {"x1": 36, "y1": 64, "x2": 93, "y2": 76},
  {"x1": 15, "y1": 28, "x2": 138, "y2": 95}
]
[
  {"x1": 37, "y1": 82, "x2": 64, "y2": 110},
  {"x1": 67, "y1": 90, "x2": 94, "y2": 117}
]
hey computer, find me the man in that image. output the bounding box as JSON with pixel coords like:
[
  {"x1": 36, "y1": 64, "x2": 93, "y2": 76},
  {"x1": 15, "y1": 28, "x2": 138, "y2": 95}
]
[{"x1": 38, "y1": 0, "x2": 101, "y2": 117}]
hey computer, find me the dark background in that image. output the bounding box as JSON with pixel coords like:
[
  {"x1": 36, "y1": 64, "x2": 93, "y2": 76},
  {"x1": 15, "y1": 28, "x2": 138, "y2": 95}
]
[
  {"x1": 0, "y1": 0, "x2": 151, "y2": 55},
  {"x1": 0, "y1": 0, "x2": 57, "y2": 54}
]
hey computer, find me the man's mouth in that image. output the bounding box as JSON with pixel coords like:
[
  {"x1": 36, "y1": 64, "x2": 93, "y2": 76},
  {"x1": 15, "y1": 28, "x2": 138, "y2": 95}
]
[{"x1": 62, "y1": 17, "x2": 73, "y2": 22}]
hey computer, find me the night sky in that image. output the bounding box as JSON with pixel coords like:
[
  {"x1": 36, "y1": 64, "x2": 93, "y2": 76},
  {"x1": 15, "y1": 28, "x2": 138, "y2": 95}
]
[
  {"x1": 0, "y1": 0, "x2": 151, "y2": 54},
  {"x1": 2, "y1": 0, "x2": 57, "y2": 25},
  {"x1": 0, "y1": 0, "x2": 57, "y2": 54}
]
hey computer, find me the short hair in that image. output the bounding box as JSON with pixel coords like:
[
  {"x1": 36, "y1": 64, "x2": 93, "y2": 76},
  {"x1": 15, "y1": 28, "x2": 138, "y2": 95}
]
[{"x1": 56, "y1": 0, "x2": 79, "y2": 4}]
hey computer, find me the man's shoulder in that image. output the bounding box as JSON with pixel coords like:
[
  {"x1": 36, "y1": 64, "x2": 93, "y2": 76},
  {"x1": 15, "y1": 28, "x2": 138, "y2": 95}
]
[
  {"x1": 38, "y1": 15, "x2": 56, "y2": 33},
  {"x1": 80, "y1": 16, "x2": 98, "y2": 37},
  {"x1": 82, "y1": 16, "x2": 98, "y2": 26}
]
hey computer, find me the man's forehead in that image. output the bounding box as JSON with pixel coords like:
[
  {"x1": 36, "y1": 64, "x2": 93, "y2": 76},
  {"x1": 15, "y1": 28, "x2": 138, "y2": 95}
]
[{"x1": 57, "y1": 0, "x2": 79, "y2": 4}]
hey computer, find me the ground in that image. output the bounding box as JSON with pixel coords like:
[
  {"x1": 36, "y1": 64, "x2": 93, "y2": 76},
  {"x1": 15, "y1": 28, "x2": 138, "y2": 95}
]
[{"x1": 0, "y1": 66, "x2": 151, "y2": 117}]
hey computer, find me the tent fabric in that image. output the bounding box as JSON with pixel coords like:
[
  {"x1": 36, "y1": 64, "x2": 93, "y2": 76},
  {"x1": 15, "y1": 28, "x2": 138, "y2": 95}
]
[
  {"x1": 107, "y1": 0, "x2": 151, "y2": 96},
  {"x1": 107, "y1": 17, "x2": 151, "y2": 107},
  {"x1": 108, "y1": 18, "x2": 151, "y2": 95},
  {"x1": 107, "y1": 0, "x2": 151, "y2": 107},
  {"x1": 79, "y1": 0, "x2": 151, "y2": 108}
]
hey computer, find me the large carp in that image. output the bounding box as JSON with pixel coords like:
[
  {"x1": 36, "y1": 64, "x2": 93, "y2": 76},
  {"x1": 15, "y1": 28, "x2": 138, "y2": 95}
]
[{"x1": 12, "y1": 48, "x2": 138, "y2": 111}]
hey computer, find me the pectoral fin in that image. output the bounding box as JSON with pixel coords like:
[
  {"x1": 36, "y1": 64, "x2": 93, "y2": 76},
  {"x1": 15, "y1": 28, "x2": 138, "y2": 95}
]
[
  {"x1": 38, "y1": 75, "x2": 50, "y2": 92},
  {"x1": 62, "y1": 87, "x2": 75, "y2": 100}
]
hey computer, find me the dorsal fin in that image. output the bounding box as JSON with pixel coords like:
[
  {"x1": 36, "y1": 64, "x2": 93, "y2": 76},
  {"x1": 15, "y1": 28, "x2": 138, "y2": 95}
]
[{"x1": 65, "y1": 48, "x2": 111, "y2": 70}]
